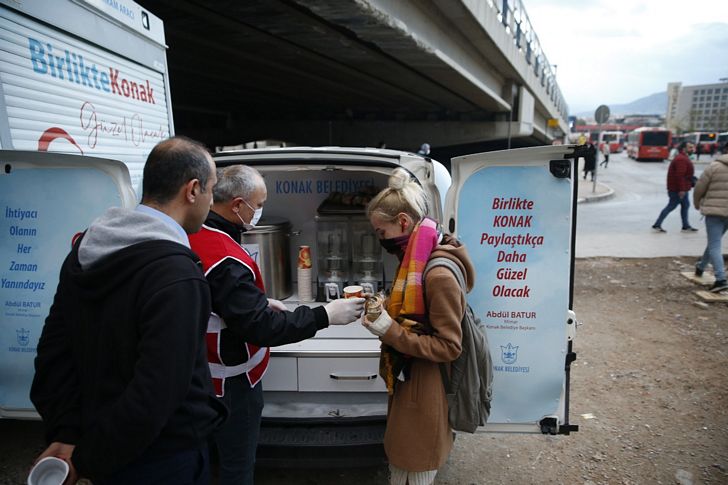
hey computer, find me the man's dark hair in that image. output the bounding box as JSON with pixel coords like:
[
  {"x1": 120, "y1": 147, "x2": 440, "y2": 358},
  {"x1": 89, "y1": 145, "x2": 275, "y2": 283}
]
[
  {"x1": 141, "y1": 136, "x2": 212, "y2": 204},
  {"x1": 678, "y1": 142, "x2": 687, "y2": 152}
]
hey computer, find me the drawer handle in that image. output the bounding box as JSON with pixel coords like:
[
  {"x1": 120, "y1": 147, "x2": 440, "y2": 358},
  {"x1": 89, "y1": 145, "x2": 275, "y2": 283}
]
[{"x1": 329, "y1": 373, "x2": 378, "y2": 381}]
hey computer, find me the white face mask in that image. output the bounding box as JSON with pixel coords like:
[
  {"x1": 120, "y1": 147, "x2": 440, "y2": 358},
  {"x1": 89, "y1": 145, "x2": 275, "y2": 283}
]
[{"x1": 238, "y1": 198, "x2": 263, "y2": 230}]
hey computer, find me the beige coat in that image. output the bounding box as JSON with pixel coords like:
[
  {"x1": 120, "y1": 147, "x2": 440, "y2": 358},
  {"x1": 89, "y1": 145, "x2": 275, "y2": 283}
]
[
  {"x1": 694, "y1": 154, "x2": 728, "y2": 218},
  {"x1": 379, "y1": 236, "x2": 475, "y2": 472}
]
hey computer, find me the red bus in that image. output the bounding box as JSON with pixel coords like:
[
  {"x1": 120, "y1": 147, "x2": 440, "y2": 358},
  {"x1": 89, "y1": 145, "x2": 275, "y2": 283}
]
[
  {"x1": 684, "y1": 132, "x2": 719, "y2": 155},
  {"x1": 599, "y1": 131, "x2": 624, "y2": 153},
  {"x1": 627, "y1": 127, "x2": 672, "y2": 161}
]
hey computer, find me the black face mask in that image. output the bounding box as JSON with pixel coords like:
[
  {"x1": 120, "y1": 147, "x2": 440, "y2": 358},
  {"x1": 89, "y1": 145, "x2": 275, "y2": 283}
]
[{"x1": 379, "y1": 234, "x2": 410, "y2": 255}]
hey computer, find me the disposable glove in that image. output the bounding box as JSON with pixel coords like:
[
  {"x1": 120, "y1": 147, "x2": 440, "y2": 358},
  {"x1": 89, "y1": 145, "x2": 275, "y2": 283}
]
[
  {"x1": 324, "y1": 297, "x2": 365, "y2": 325},
  {"x1": 361, "y1": 308, "x2": 393, "y2": 337},
  {"x1": 267, "y1": 298, "x2": 287, "y2": 312}
]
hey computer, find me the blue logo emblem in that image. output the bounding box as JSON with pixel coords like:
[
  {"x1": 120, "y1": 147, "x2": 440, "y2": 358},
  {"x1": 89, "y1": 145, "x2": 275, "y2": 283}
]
[
  {"x1": 500, "y1": 343, "x2": 519, "y2": 364},
  {"x1": 17, "y1": 328, "x2": 31, "y2": 347}
]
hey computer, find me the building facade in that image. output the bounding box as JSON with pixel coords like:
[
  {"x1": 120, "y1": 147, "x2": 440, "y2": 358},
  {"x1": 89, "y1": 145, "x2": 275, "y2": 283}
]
[{"x1": 666, "y1": 81, "x2": 728, "y2": 133}]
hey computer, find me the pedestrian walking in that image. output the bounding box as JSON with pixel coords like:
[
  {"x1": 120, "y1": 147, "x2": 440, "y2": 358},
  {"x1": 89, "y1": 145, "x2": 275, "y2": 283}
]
[
  {"x1": 599, "y1": 141, "x2": 610, "y2": 168},
  {"x1": 362, "y1": 168, "x2": 475, "y2": 485},
  {"x1": 693, "y1": 150, "x2": 728, "y2": 292},
  {"x1": 29, "y1": 137, "x2": 228, "y2": 484},
  {"x1": 652, "y1": 142, "x2": 699, "y2": 233},
  {"x1": 583, "y1": 141, "x2": 597, "y2": 181},
  {"x1": 188, "y1": 165, "x2": 365, "y2": 485}
]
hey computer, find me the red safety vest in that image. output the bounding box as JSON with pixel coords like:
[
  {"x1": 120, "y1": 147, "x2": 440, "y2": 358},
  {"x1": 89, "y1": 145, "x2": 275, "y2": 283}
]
[{"x1": 189, "y1": 225, "x2": 270, "y2": 396}]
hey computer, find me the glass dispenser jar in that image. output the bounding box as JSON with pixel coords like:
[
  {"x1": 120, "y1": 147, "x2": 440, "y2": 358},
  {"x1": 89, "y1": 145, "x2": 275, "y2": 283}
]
[
  {"x1": 350, "y1": 218, "x2": 382, "y2": 294},
  {"x1": 315, "y1": 216, "x2": 349, "y2": 301}
]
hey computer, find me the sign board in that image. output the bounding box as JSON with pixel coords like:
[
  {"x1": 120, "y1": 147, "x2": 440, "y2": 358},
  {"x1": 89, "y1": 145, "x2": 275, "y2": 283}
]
[
  {"x1": 594, "y1": 105, "x2": 610, "y2": 124},
  {"x1": 0, "y1": 151, "x2": 135, "y2": 418},
  {"x1": 447, "y1": 145, "x2": 577, "y2": 433}
]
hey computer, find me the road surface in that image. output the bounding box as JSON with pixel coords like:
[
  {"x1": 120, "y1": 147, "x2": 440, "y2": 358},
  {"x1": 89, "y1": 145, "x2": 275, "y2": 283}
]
[{"x1": 575, "y1": 150, "x2": 711, "y2": 258}]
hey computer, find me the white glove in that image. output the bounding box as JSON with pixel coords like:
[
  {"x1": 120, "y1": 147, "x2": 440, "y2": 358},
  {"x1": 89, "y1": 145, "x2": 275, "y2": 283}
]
[
  {"x1": 324, "y1": 297, "x2": 365, "y2": 325},
  {"x1": 361, "y1": 308, "x2": 393, "y2": 337},
  {"x1": 267, "y1": 298, "x2": 287, "y2": 312}
]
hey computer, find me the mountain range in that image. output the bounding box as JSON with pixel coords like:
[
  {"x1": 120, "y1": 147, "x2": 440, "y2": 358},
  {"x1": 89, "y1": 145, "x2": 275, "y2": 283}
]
[{"x1": 574, "y1": 91, "x2": 667, "y2": 118}]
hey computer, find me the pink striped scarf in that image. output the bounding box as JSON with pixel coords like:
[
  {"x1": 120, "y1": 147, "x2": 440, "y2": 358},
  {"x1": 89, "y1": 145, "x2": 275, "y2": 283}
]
[{"x1": 387, "y1": 217, "x2": 439, "y2": 320}]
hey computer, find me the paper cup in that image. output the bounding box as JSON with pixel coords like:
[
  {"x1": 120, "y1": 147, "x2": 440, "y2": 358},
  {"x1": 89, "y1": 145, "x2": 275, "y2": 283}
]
[
  {"x1": 343, "y1": 285, "x2": 363, "y2": 299},
  {"x1": 297, "y1": 245, "x2": 312, "y2": 269},
  {"x1": 297, "y1": 267, "x2": 313, "y2": 302},
  {"x1": 27, "y1": 456, "x2": 69, "y2": 485}
]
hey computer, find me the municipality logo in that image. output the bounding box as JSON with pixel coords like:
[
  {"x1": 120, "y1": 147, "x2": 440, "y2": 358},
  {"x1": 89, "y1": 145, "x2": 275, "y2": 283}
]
[
  {"x1": 500, "y1": 343, "x2": 518, "y2": 364},
  {"x1": 17, "y1": 328, "x2": 31, "y2": 347}
]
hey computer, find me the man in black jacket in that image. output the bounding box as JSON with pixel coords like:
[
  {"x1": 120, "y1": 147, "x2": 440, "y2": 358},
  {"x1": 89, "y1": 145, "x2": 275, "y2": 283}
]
[
  {"x1": 30, "y1": 137, "x2": 227, "y2": 484},
  {"x1": 189, "y1": 165, "x2": 364, "y2": 485}
]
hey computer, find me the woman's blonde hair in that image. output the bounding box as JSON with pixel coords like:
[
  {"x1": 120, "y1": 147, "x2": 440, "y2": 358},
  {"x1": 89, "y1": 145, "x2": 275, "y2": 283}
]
[{"x1": 366, "y1": 168, "x2": 429, "y2": 223}]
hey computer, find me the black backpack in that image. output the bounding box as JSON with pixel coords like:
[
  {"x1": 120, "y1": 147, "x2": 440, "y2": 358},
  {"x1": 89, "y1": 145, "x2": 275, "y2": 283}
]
[{"x1": 425, "y1": 257, "x2": 493, "y2": 433}]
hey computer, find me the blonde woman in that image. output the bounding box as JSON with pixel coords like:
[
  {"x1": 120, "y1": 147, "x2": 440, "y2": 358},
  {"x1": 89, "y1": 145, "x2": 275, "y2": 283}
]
[{"x1": 363, "y1": 168, "x2": 475, "y2": 484}]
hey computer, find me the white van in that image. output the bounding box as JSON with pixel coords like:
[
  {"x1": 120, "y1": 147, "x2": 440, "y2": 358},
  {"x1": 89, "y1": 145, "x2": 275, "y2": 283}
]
[
  {"x1": 0, "y1": 0, "x2": 174, "y2": 189},
  {"x1": 0, "y1": 0, "x2": 171, "y2": 417},
  {"x1": 213, "y1": 145, "x2": 580, "y2": 465},
  {"x1": 1, "y1": 142, "x2": 579, "y2": 463}
]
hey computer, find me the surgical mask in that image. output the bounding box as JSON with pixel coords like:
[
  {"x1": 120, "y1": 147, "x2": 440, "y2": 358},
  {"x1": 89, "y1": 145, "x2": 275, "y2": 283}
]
[
  {"x1": 237, "y1": 199, "x2": 263, "y2": 231},
  {"x1": 379, "y1": 234, "x2": 410, "y2": 256}
]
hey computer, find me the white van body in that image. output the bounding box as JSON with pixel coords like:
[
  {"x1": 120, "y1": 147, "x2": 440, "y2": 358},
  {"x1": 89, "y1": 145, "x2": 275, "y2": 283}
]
[
  {"x1": 0, "y1": 0, "x2": 172, "y2": 417},
  {"x1": 213, "y1": 145, "x2": 580, "y2": 465},
  {"x1": 0, "y1": 0, "x2": 174, "y2": 189},
  {"x1": 1, "y1": 143, "x2": 579, "y2": 464}
]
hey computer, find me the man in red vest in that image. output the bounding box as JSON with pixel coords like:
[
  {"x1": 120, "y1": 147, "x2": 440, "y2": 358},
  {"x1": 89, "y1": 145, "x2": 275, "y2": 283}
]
[{"x1": 189, "y1": 165, "x2": 364, "y2": 485}]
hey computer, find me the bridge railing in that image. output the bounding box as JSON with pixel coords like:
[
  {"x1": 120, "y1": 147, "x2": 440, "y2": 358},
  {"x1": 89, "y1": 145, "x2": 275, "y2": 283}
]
[{"x1": 486, "y1": 0, "x2": 567, "y2": 120}]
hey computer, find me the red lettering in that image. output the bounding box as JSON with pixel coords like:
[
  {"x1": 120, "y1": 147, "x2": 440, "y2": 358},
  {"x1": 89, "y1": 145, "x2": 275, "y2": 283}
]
[
  {"x1": 129, "y1": 80, "x2": 139, "y2": 100},
  {"x1": 146, "y1": 80, "x2": 155, "y2": 104},
  {"x1": 109, "y1": 68, "x2": 120, "y2": 94}
]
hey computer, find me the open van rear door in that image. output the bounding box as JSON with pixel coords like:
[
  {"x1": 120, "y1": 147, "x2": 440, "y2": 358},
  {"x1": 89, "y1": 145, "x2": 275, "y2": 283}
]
[
  {"x1": 0, "y1": 151, "x2": 136, "y2": 418},
  {"x1": 444, "y1": 145, "x2": 580, "y2": 434}
]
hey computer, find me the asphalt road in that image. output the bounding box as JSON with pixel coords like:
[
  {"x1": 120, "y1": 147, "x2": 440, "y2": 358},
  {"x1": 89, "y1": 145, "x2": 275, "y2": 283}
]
[{"x1": 575, "y1": 150, "x2": 712, "y2": 258}]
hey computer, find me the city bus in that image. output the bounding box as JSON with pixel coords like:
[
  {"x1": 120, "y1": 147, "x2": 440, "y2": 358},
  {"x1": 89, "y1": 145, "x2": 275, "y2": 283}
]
[
  {"x1": 626, "y1": 127, "x2": 671, "y2": 161},
  {"x1": 716, "y1": 132, "x2": 727, "y2": 152},
  {"x1": 599, "y1": 131, "x2": 624, "y2": 153},
  {"x1": 671, "y1": 133, "x2": 687, "y2": 147},
  {"x1": 684, "y1": 132, "x2": 719, "y2": 155}
]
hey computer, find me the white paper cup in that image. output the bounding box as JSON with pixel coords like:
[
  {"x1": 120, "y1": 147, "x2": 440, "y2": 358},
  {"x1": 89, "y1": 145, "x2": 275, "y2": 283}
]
[
  {"x1": 297, "y1": 267, "x2": 313, "y2": 301},
  {"x1": 27, "y1": 456, "x2": 69, "y2": 485},
  {"x1": 343, "y1": 285, "x2": 363, "y2": 298}
]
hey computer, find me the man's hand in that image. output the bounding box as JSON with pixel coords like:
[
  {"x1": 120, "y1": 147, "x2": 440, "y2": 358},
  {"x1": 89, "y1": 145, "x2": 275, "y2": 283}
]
[
  {"x1": 33, "y1": 442, "x2": 78, "y2": 484},
  {"x1": 324, "y1": 297, "x2": 365, "y2": 325},
  {"x1": 267, "y1": 298, "x2": 287, "y2": 312},
  {"x1": 679, "y1": 191, "x2": 686, "y2": 198}
]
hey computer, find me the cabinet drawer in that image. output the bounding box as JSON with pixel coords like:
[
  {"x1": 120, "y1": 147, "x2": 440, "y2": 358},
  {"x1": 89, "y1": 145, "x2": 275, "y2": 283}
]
[
  {"x1": 262, "y1": 357, "x2": 298, "y2": 391},
  {"x1": 298, "y1": 357, "x2": 386, "y2": 392}
]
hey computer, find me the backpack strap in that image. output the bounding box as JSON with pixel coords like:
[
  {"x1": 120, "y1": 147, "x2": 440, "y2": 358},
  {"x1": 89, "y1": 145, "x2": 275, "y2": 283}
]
[
  {"x1": 424, "y1": 256, "x2": 466, "y2": 394},
  {"x1": 424, "y1": 257, "x2": 466, "y2": 292}
]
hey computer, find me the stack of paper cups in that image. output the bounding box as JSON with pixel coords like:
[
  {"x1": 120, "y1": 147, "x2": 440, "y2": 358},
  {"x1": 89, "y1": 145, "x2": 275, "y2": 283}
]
[{"x1": 297, "y1": 245, "x2": 313, "y2": 302}]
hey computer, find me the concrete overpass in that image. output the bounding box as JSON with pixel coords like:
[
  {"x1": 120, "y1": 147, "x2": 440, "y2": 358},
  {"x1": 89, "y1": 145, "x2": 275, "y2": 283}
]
[{"x1": 135, "y1": 0, "x2": 568, "y2": 153}]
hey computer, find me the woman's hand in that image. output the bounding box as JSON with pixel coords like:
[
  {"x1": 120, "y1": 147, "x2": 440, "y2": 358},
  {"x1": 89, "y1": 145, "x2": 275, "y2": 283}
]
[{"x1": 361, "y1": 308, "x2": 393, "y2": 337}]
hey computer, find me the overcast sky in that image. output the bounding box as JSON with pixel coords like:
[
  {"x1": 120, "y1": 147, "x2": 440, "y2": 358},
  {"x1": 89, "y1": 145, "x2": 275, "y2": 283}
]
[{"x1": 523, "y1": 0, "x2": 728, "y2": 114}]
